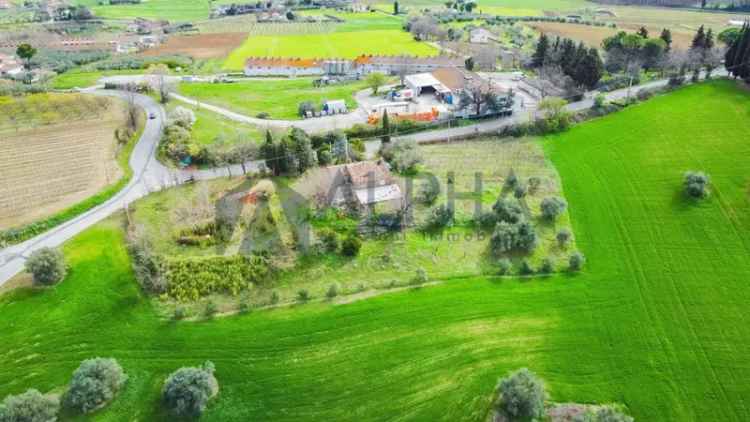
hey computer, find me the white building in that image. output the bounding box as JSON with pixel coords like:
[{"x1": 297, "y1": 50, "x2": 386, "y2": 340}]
[
  {"x1": 244, "y1": 57, "x2": 325, "y2": 77},
  {"x1": 469, "y1": 28, "x2": 497, "y2": 44}
]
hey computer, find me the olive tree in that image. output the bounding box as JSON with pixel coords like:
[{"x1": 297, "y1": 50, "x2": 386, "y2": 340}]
[
  {"x1": 569, "y1": 251, "x2": 585, "y2": 272},
  {"x1": 540, "y1": 196, "x2": 567, "y2": 221},
  {"x1": 496, "y1": 368, "x2": 546, "y2": 420},
  {"x1": 64, "y1": 358, "x2": 127, "y2": 414},
  {"x1": 556, "y1": 228, "x2": 572, "y2": 248},
  {"x1": 162, "y1": 361, "x2": 218, "y2": 418},
  {"x1": 0, "y1": 389, "x2": 59, "y2": 422},
  {"x1": 25, "y1": 247, "x2": 66, "y2": 285},
  {"x1": 684, "y1": 171, "x2": 709, "y2": 198}
]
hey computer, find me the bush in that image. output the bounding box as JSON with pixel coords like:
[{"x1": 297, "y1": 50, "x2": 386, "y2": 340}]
[
  {"x1": 519, "y1": 260, "x2": 534, "y2": 275},
  {"x1": 513, "y1": 183, "x2": 528, "y2": 199},
  {"x1": 594, "y1": 93, "x2": 606, "y2": 109},
  {"x1": 424, "y1": 204, "x2": 454, "y2": 230},
  {"x1": 416, "y1": 179, "x2": 440, "y2": 205},
  {"x1": 539, "y1": 257, "x2": 555, "y2": 274},
  {"x1": 497, "y1": 258, "x2": 512, "y2": 275},
  {"x1": 540, "y1": 197, "x2": 567, "y2": 221},
  {"x1": 162, "y1": 361, "x2": 218, "y2": 419},
  {"x1": 169, "y1": 106, "x2": 196, "y2": 129},
  {"x1": 492, "y1": 198, "x2": 524, "y2": 224},
  {"x1": 297, "y1": 289, "x2": 311, "y2": 302},
  {"x1": 204, "y1": 301, "x2": 218, "y2": 318},
  {"x1": 496, "y1": 368, "x2": 545, "y2": 420},
  {"x1": 162, "y1": 255, "x2": 270, "y2": 301},
  {"x1": 556, "y1": 228, "x2": 572, "y2": 248},
  {"x1": 527, "y1": 176, "x2": 542, "y2": 194},
  {"x1": 298, "y1": 101, "x2": 316, "y2": 117},
  {"x1": 476, "y1": 211, "x2": 498, "y2": 231},
  {"x1": 412, "y1": 268, "x2": 429, "y2": 284},
  {"x1": 0, "y1": 389, "x2": 59, "y2": 422},
  {"x1": 341, "y1": 236, "x2": 362, "y2": 257},
  {"x1": 504, "y1": 169, "x2": 518, "y2": 190},
  {"x1": 326, "y1": 284, "x2": 339, "y2": 299},
  {"x1": 381, "y1": 139, "x2": 422, "y2": 174},
  {"x1": 490, "y1": 221, "x2": 537, "y2": 254},
  {"x1": 270, "y1": 291, "x2": 280, "y2": 305},
  {"x1": 64, "y1": 358, "x2": 127, "y2": 414},
  {"x1": 593, "y1": 406, "x2": 634, "y2": 422},
  {"x1": 25, "y1": 247, "x2": 66, "y2": 285},
  {"x1": 173, "y1": 307, "x2": 187, "y2": 320},
  {"x1": 569, "y1": 251, "x2": 585, "y2": 272},
  {"x1": 318, "y1": 229, "x2": 339, "y2": 252},
  {"x1": 684, "y1": 171, "x2": 709, "y2": 198}
]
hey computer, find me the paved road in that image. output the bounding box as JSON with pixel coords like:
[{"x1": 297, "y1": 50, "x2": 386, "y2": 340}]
[{"x1": 0, "y1": 90, "x2": 263, "y2": 286}]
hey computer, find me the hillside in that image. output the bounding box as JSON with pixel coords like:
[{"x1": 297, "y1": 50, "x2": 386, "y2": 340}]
[{"x1": 1, "y1": 81, "x2": 749, "y2": 421}]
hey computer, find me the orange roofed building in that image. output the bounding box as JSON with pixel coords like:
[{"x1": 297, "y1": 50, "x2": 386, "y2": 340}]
[{"x1": 244, "y1": 55, "x2": 463, "y2": 78}]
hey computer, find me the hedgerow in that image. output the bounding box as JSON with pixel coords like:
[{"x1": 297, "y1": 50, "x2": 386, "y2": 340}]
[{"x1": 163, "y1": 255, "x2": 271, "y2": 301}]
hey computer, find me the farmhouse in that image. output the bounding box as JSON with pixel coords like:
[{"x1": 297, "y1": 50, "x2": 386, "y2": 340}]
[
  {"x1": 244, "y1": 57, "x2": 325, "y2": 76},
  {"x1": 314, "y1": 161, "x2": 403, "y2": 211},
  {"x1": 403, "y1": 67, "x2": 483, "y2": 104},
  {"x1": 469, "y1": 28, "x2": 497, "y2": 44},
  {"x1": 0, "y1": 53, "x2": 22, "y2": 77},
  {"x1": 243, "y1": 55, "x2": 464, "y2": 77}
]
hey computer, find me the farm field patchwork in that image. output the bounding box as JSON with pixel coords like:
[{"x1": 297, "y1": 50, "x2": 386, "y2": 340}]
[
  {"x1": 177, "y1": 78, "x2": 368, "y2": 120},
  {"x1": 2, "y1": 81, "x2": 750, "y2": 422},
  {"x1": 222, "y1": 30, "x2": 438, "y2": 69},
  {"x1": 141, "y1": 32, "x2": 248, "y2": 60}
]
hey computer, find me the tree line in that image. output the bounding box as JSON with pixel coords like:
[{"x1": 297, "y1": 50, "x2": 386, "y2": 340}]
[
  {"x1": 726, "y1": 22, "x2": 750, "y2": 82},
  {"x1": 531, "y1": 34, "x2": 605, "y2": 90}
]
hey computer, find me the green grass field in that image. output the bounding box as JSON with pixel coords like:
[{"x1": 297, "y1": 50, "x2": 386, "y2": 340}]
[
  {"x1": 2, "y1": 81, "x2": 750, "y2": 421},
  {"x1": 222, "y1": 30, "x2": 438, "y2": 70},
  {"x1": 177, "y1": 79, "x2": 368, "y2": 120}
]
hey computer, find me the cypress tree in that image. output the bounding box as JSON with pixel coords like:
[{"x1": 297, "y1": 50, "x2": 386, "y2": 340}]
[
  {"x1": 691, "y1": 25, "x2": 706, "y2": 50},
  {"x1": 660, "y1": 28, "x2": 672, "y2": 52},
  {"x1": 382, "y1": 110, "x2": 391, "y2": 142},
  {"x1": 532, "y1": 34, "x2": 550, "y2": 68},
  {"x1": 260, "y1": 130, "x2": 278, "y2": 175}
]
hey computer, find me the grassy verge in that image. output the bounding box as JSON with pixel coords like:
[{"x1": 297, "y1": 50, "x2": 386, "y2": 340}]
[
  {"x1": 177, "y1": 78, "x2": 369, "y2": 120},
  {"x1": 0, "y1": 112, "x2": 145, "y2": 247}
]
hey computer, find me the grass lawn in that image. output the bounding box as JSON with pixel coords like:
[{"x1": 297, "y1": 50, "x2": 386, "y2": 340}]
[
  {"x1": 297, "y1": 10, "x2": 406, "y2": 31},
  {"x1": 165, "y1": 102, "x2": 265, "y2": 146},
  {"x1": 177, "y1": 78, "x2": 368, "y2": 120},
  {"x1": 72, "y1": 0, "x2": 211, "y2": 21},
  {"x1": 2, "y1": 81, "x2": 750, "y2": 421},
  {"x1": 50, "y1": 69, "x2": 147, "y2": 90},
  {"x1": 222, "y1": 30, "x2": 438, "y2": 70}
]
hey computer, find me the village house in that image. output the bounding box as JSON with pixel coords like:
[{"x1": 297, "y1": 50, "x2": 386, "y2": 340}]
[
  {"x1": 307, "y1": 161, "x2": 404, "y2": 212},
  {"x1": 469, "y1": 28, "x2": 497, "y2": 44},
  {"x1": 404, "y1": 67, "x2": 483, "y2": 104},
  {"x1": 244, "y1": 57, "x2": 326, "y2": 77}
]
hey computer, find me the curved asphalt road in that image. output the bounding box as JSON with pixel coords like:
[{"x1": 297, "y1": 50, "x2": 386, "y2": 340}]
[{"x1": 0, "y1": 91, "x2": 174, "y2": 284}]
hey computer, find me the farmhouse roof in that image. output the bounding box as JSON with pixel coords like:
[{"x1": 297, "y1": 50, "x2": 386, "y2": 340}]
[
  {"x1": 353, "y1": 54, "x2": 464, "y2": 67},
  {"x1": 344, "y1": 160, "x2": 394, "y2": 188},
  {"x1": 245, "y1": 57, "x2": 324, "y2": 68},
  {"x1": 431, "y1": 67, "x2": 483, "y2": 92},
  {"x1": 354, "y1": 184, "x2": 402, "y2": 205}
]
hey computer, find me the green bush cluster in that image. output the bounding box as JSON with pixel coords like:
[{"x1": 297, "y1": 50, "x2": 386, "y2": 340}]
[
  {"x1": 64, "y1": 358, "x2": 127, "y2": 414},
  {"x1": 496, "y1": 368, "x2": 546, "y2": 420},
  {"x1": 0, "y1": 389, "x2": 59, "y2": 422},
  {"x1": 24, "y1": 247, "x2": 67, "y2": 286},
  {"x1": 164, "y1": 255, "x2": 270, "y2": 301},
  {"x1": 162, "y1": 361, "x2": 218, "y2": 419}
]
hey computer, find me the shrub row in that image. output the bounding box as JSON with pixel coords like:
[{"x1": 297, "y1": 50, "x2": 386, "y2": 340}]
[{"x1": 163, "y1": 254, "x2": 271, "y2": 301}]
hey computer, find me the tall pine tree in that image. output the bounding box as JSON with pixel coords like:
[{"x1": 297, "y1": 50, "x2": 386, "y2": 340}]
[{"x1": 691, "y1": 25, "x2": 706, "y2": 50}]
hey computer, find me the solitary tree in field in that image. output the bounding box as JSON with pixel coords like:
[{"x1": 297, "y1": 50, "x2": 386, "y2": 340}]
[
  {"x1": 16, "y1": 43, "x2": 37, "y2": 69},
  {"x1": 25, "y1": 247, "x2": 66, "y2": 285},
  {"x1": 366, "y1": 72, "x2": 387, "y2": 95},
  {"x1": 496, "y1": 368, "x2": 546, "y2": 420},
  {"x1": 393, "y1": 0, "x2": 399, "y2": 15}
]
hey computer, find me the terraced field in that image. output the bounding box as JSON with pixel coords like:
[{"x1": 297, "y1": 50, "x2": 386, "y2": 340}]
[{"x1": 1, "y1": 81, "x2": 749, "y2": 421}]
